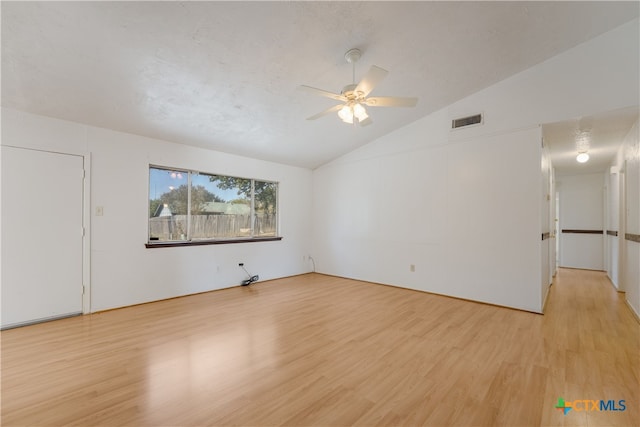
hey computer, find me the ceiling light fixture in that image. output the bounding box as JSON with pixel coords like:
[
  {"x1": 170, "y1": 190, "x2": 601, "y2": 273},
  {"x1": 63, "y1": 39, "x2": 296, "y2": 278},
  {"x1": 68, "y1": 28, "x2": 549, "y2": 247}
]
[
  {"x1": 353, "y1": 103, "x2": 369, "y2": 121},
  {"x1": 574, "y1": 129, "x2": 591, "y2": 164},
  {"x1": 338, "y1": 104, "x2": 354, "y2": 124},
  {"x1": 576, "y1": 152, "x2": 589, "y2": 163},
  {"x1": 338, "y1": 102, "x2": 369, "y2": 124}
]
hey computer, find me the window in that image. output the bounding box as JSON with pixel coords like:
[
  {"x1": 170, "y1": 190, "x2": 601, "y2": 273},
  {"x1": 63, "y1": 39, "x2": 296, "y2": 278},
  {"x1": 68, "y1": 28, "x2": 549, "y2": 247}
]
[{"x1": 148, "y1": 166, "x2": 278, "y2": 245}]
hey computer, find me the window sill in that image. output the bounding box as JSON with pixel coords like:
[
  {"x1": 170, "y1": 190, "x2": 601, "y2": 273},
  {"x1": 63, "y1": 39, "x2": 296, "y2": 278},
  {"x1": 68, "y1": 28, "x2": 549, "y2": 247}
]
[{"x1": 145, "y1": 236, "x2": 282, "y2": 248}]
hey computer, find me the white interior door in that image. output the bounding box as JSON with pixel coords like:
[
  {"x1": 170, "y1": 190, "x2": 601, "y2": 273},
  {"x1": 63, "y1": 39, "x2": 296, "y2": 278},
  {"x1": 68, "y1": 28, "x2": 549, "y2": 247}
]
[
  {"x1": 553, "y1": 191, "x2": 560, "y2": 276},
  {"x1": 1, "y1": 146, "x2": 84, "y2": 328},
  {"x1": 550, "y1": 169, "x2": 557, "y2": 278}
]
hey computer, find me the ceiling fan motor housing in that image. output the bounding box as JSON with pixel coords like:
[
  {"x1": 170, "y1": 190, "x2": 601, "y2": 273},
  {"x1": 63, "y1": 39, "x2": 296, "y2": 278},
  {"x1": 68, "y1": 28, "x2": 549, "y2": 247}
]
[{"x1": 341, "y1": 83, "x2": 362, "y2": 101}]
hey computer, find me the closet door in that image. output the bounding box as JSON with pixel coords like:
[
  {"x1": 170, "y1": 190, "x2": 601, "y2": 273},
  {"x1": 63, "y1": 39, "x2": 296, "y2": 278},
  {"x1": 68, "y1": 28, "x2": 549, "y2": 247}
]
[{"x1": 2, "y1": 146, "x2": 84, "y2": 328}]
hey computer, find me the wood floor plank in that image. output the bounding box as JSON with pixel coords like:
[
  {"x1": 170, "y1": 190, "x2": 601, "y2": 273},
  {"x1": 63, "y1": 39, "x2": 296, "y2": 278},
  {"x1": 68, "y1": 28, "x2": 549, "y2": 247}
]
[{"x1": 1, "y1": 269, "x2": 638, "y2": 426}]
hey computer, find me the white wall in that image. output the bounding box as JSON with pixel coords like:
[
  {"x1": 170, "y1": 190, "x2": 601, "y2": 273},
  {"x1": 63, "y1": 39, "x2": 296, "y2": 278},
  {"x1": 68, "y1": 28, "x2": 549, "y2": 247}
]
[
  {"x1": 541, "y1": 145, "x2": 553, "y2": 307},
  {"x1": 557, "y1": 173, "x2": 604, "y2": 270},
  {"x1": 312, "y1": 19, "x2": 639, "y2": 313},
  {"x1": 606, "y1": 167, "x2": 621, "y2": 287},
  {"x1": 314, "y1": 120, "x2": 542, "y2": 312},
  {"x1": 1, "y1": 108, "x2": 313, "y2": 312},
  {"x1": 613, "y1": 120, "x2": 640, "y2": 319}
]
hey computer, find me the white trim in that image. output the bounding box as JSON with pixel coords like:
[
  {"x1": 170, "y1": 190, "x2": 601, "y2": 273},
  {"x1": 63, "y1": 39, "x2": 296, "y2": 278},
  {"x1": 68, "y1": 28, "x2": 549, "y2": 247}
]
[
  {"x1": 1, "y1": 313, "x2": 81, "y2": 331},
  {"x1": 618, "y1": 164, "x2": 626, "y2": 293},
  {"x1": 82, "y1": 153, "x2": 91, "y2": 314},
  {"x1": 625, "y1": 298, "x2": 640, "y2": 323},
  {"x1": 541, "y1": 283, "x2": 551, "y2": 314}
]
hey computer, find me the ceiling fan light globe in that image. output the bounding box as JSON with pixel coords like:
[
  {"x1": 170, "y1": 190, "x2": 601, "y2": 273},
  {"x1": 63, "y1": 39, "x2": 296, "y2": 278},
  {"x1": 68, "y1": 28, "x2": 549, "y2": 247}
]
[
  {"x1": 338, "y1": 105, "x2": 354, "y2": 123},
  {"x1": 353, "y1": 103, "x2": 368, "y2": 121}
]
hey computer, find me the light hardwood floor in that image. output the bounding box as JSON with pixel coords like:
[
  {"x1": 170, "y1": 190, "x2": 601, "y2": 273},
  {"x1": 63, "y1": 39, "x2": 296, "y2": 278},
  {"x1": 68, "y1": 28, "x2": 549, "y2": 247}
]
[{"x1": 1, "y1": 269, "x2": 638, "y2": 426}]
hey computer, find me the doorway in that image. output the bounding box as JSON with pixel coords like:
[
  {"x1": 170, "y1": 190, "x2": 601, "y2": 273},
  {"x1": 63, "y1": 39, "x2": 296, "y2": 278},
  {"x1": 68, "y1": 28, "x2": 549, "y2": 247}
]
[{"x1": 555, "y1": 191, "x2": 560, "y2": 271}]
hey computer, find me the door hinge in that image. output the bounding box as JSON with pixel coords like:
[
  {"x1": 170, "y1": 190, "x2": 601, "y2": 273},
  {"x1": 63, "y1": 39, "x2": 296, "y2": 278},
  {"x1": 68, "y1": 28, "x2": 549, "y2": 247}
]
[{"x1": 81, "y1": 226, "x2": 85, "y2": 237}]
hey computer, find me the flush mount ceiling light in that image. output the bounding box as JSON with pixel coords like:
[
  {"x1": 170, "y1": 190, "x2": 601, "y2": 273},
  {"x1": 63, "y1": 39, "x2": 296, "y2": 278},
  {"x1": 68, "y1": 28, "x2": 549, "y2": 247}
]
[
  {"x1": 298, "y1": 48, "x2": 418, "y2": 126},
  {"x1": 575, "y1": 129, "x2": 591, "y2": 163},
  {"x1": 576, "y1": 152, "x2": 590, "y2": 163}
]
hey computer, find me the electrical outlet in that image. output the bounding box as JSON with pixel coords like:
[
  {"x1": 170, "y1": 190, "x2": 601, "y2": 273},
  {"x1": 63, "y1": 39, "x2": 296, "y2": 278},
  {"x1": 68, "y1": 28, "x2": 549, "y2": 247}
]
[
  {"x1": 95, "y1": 206, "x2": 104, "y2": 216},
  {"x1": 410, "y1": 264, "x2": 415, "y2": 272}
]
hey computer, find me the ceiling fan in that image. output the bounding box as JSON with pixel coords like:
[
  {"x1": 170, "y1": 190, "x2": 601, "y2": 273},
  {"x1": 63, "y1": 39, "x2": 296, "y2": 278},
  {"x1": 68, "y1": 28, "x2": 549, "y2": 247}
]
[{"x1": 299, "y1": 48, "x2": 418, "y2": 126}]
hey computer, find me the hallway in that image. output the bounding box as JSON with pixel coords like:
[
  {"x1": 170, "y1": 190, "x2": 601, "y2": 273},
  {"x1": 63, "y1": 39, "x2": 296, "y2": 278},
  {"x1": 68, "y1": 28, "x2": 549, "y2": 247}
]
[{"x1": 539, "y1": 268, "x2": 638, "y2": 425}]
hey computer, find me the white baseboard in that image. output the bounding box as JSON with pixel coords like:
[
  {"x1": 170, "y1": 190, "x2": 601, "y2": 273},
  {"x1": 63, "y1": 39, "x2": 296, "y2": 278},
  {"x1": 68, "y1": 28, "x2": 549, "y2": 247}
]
[
  {"x1": 542, "y1": 283, "x2": 551, "y2": 313},
  {"x1": 625, "y1": 298, "x2": 640, "y2": 324}
]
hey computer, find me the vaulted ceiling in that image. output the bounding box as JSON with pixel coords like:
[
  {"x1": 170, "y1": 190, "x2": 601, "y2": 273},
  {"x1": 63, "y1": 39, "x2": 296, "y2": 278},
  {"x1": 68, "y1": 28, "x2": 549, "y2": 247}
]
[{"x1": 2, "y1": 1, "x2": 638, "y2": 169}]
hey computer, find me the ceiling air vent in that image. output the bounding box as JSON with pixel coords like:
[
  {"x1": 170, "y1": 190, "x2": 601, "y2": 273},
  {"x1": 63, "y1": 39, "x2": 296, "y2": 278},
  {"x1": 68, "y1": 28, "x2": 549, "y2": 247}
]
[{"x1": 451, "y1": 113, "x2": 483, "y2": 130}]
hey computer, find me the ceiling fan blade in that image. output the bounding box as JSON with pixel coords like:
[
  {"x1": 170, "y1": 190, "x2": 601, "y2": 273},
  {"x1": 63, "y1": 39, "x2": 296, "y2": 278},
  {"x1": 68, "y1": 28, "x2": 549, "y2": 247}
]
[
  {"x1": 364, "y1": 96, "x2": 418, "y2": 108},
  {"x1": 306, "y1": 104, "x2": 344, "y2": 121},
  {"x1": 355, "y1": 65, "x2": 388, "y2": 97},
  {"x1": 298, "y1": 85, "x2": 346, "y2": 102}
]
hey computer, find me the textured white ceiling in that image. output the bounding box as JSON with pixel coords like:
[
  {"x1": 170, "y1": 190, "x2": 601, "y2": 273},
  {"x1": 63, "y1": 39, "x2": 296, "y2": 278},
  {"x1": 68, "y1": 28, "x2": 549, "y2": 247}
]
[
  {"x1": 2, "y1": 1, "x2": 638, "y2": 169},
  {"x1": 543, "y1": 107, "x2": 639, "y2": 176}
]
